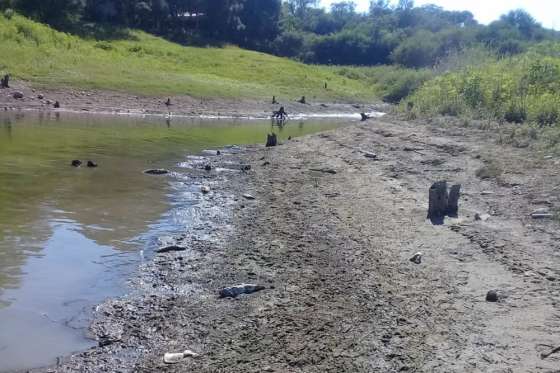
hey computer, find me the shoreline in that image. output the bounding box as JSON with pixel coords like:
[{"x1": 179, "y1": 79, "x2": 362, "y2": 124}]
[
  {"x1": 0, "y1": 81, "x2": 389, "y2": 121},
  {"x1": 20, "y1": 114, "x2": 560, "y2": 372}
]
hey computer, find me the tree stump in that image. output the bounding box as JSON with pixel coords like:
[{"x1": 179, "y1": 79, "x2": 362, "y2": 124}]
[
  {"x1": 447, "y1": 184, "x2": 461, "y2": 217},
  {"x1": 427, "y1": 181, "x2": 448, "y2": 221},
  {"x1": 0, "y1": 74, "x2": 9, "y2": 89},
  {"x1": 266, "y1": 133, "x2": 277, "y2": 147}
]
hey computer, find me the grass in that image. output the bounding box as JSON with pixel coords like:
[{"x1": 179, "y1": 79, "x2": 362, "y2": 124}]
[{"x1": 0, "y1": 13, "x2": 375, "y2": 100}]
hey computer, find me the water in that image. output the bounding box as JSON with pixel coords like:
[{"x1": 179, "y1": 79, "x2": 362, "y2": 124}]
[{"x1": 0, "y1": 111, "x2": 348, "y2": 372}]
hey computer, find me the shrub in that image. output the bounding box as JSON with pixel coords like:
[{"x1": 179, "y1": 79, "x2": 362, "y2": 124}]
[
  {"x1": 4, "y1": 8, "x2": 13, "y2": 19},
  {"x1": 504, "y1": 101, "x2": 527, "y2": 123}
]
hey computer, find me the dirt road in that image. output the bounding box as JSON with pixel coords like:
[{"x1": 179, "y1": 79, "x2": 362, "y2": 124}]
[{"x1": 31, "y1": 116, "x2": 560, "y2": 372}]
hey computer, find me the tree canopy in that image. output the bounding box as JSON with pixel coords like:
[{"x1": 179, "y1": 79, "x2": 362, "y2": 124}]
[{"x1": 2, "y1": 0, "x2": 558, "y2": 68}]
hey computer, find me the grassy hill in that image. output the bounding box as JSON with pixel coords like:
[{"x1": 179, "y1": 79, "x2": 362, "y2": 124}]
[{"x1": 0, "y1": 13, "x2": 374, "y2": 101}]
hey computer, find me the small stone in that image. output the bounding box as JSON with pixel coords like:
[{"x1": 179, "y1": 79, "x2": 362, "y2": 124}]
[
  {"x1": 481, "y1": 191, "x2": 494, "y2": 196},
  {"x1": 12, "y1": 91, "x2": 23, "y2": 99},
  {"x1": 144, "y1": 169, "x2": 169, "y2": 175},
  {"x1": 71, "y1": 160, "x2": 82, "y2": 167},
  {"x1": 409, "y1": 252, "x2": 422, "y2": 264},
  {"x1": 486, "y1": 290, "x2": 499, "y2": 302},
  {"x1": 201, "y1": 186, "x2": 210, "y2": 194},
  {"x1": 37, "y1": 94, "x2": 44, "y2": 99},
  {"x1": 53, "y1": 101, "x2": 60, "y2": 108},
  {"x1": 531, "y1": 208, "x2": 553, "y2": 219},
  {"x1": 87, "y1": 160, "x2": 98, "y2": 168},
  {"x1": 204, "y1": 164, "x2": 212, "y2": 171},
  {"x1": 242, "y1": 193, "x2": 255, "y2": 200},
  {"x1": 364, "y1": 152, "x2": 378, "y2": 160},
  {"x1": 241, "y1": 164, "x2": 251, "y2": 171},
  {"x1": 219, "y1": 284, "x2": 265, "y2": 298},
  {"x1": 475, "y1": 213, "x2": 490, "y2": 221},
  {"x1": 163, "y1": 353, "x2": 184, "y2": 364}
]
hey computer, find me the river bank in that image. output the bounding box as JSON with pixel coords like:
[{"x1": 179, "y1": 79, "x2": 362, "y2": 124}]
[
  {"x1": 24, "y1": 114, "x2": 560, "y2": 372},
  {"x1": 0, "y1": 81, "x2": 387, "y2": 120}
]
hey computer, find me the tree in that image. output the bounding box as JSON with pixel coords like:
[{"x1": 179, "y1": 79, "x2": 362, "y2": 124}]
[{"x1": 14, "y1": 0, "x2": 85, "y2": 27}]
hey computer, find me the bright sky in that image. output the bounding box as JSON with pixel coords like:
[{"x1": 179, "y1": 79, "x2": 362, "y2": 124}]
[{"x1": 319, "y1": 0, "x2": 560, "y2": 29}]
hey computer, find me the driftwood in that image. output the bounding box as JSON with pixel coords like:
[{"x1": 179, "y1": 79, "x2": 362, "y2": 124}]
[
  {"x1": 0, "y1": 74, "x2": 9, "y2": 89},
  {"x1": 266, "y1": 133, "x2": 278, "y2": 147}
]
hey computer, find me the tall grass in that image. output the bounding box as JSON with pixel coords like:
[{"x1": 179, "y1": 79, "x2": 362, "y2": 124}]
[{"x1": 0, "y1": 13, "x2": 375, "y2": 100}]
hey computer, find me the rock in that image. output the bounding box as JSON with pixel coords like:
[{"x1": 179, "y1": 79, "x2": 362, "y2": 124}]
[
  {"x1": 156, "y1": 245, "x2": 187, "y2": 254},
  {"x1": 240, "y1": 165, "x2": 251, "y2": 171},
  {"x1": 409, "y1": 252, "x2": 422, "y2": 264},
  {"x1": 87, "y1": 160, "x2": 98, "y2": 168},
  {"x1": 144, "y1": 169, "x2": 169, "y2": 175},
  {"x1": 163, "y1": 350, "x2": 199, "y2": 364},
  {"x1": 531, "y1": 208, "x2": 553, "y2": 219},
  {"x1": 481, "y1": 191, "x2": 494, "y2": 196},
  {"x1": 54, "y1": 101, "x2": 60, "y2": 108},
  {"x1": 262, "y1": 161, "x2": 271, "y2": 166},
  {"x1": 204, "y1": 164, "x2": 212, "y2": 171},
  {"x1": 201, "y1": 186, "x2": 210, "y2": 194},
  {"x1": 486, "y1": 290, "x2": 499, "y2": 302},
  {"x1": 37, "y1": 94, "x2": 44, "y2": 99},
  {"x1": 364, "y1": 152, "x2": 378, "y2": 159},
  {"x1": 219, "y1": 284, "x2": 265, "y2": 298},
  {"x1": 242, "y1": 193, "x2": 256, "y2": 200},
  {"x1": 12, "y1": 91, "x2": 23, "y2": 99},
  {"x1": 309, "y1": 168, "x2": 337, "y2": 174},
  {"x1": 217, "y1": 150, "x2": 221, "y2": 156},
  {"x1": 71, "y1": 160, "x2": 82, "y2": 167},
  {"x1": 475, "y1": 213, "x2": 490, "y2": 221}
]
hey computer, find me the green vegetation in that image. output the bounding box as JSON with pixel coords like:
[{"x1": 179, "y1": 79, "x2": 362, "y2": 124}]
[
  {"x1": 0, "y1": 13, "x2": 374, "y2": 100},
  {"x1": 406, "y1": 44, "x2": 560, "y2": 127}
]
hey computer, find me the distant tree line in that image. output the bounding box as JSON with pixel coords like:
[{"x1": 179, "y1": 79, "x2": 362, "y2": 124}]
[{"x1": 1, "y1": 0, "x2": 558, "y2": 68}]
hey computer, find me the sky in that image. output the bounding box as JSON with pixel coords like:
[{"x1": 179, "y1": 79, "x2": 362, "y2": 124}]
[{"x1": 319, "y1": 0, "x2": 560, "y2": 30}]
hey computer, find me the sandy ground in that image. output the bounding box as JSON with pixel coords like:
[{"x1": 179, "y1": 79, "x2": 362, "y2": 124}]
[
  {"x1": 20, "y1": 114, "x2": 560, "y2": 373},
  {"x1": 0, "y1": 82, "x2": 386, "y2": 119}
]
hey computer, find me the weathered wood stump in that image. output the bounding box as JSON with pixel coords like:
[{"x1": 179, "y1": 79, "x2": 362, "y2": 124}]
[
  {"x1": 447, "y1": 184, "x2": 461, "y2": 217},
  {"x1": 0, "y1": 74, "x2": 9, "y2": 89},
  {"x1": 428, "y1": 181, "x2": 448, "y2": 221},
  {"x1": 266, "y1": 133, "x2": 277, "y2": 147},
  {"x1": 427, "y1": 181, "x2": 462, "y2": 223}
]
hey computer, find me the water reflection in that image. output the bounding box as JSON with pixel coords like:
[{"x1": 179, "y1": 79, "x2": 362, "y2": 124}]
[{"x1": 0, "y1": 111, "x2": 348, "y2": 371}]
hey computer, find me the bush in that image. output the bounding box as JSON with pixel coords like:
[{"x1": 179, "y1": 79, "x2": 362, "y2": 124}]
[
  {"x1": 4, "y1": 8, "x2": 13, "y2": 19},
  {"x1": 504, "y1": 101, "x2": 527, "y2": 123}
]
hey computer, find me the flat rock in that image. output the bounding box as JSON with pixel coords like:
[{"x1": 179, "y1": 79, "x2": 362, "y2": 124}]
[
  {"x1": 144, "y1": 169, "x2": 169, "y2": 175},
  {"x1": 242, "y1": 193, "x2": 256, "y2": 200},
  {"x1": 309, "y1": 168, "x2": 337, "y2": 174},
  {"x1": 163, "y1": 350, "x2": 199, "y2": 364},
  {"x1": 201, "y1": 186, "x2": 211, "y2": 194},
  {"x1": 156, "y1": 245, "x2": 187, "y2": 254},
  {"x1": 219, "y1": 284, "x2": 265, "y2": 298}
]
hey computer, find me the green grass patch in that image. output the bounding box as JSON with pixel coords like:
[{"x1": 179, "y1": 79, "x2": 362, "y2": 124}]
[{"x1": 0, "y1": 14, "x2": 375, "y2": 100}]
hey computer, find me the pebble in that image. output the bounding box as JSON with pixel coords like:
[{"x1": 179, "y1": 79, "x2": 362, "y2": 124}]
[
  {"x1": 201, "y1": 186, "x2": 211, "y2": 194},
  {"x1": 219, "y1": 284, "x2": 265, "y2": 298},
  {"x1": 242, "y1": 193, "x2": 256, "y2": 200},
  {"x1": 409, "y1": 252, "x2": 422, "y2": 264},
  {"x1": 486, "y1": 290, "x2": 499, "y2": 302},
  {"x1": 163, "y1": 350, "x2": 199, "y2": 364}
]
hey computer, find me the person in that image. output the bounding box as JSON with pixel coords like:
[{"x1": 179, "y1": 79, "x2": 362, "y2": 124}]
[{"x1": 272, "y1": 106, "x2": 287, "y2": 120}]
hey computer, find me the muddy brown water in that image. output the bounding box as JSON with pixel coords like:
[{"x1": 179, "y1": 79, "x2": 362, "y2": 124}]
[{"x1": 0, "y1": 112, "x2": 350, "y2": 372}]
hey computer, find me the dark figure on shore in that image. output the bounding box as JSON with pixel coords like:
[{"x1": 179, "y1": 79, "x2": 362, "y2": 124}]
[
  {"x1": 165, "y1": 98, "x2": 172, "y2": 109},
  {"x1": 324, "y1": 82, "x2": 328, "y2": 89},
  {"x1": 360, "y1": 113, "x2": 371, "y2": 121},
  {"x1": 0, "y1": 74, "x2": 9, "y2": 89},
  {"x1": 272, "y1": 96, "x2": 278, "y2": 104},
  {"x1": 54, "y1": 101, "x2": 60, "y2": 109},
  {"x1": 272, "y1": 106, "x2": 287, "y2": 121},
  {"x1": 298, "y1": 96, "x2": 306, "y2": 104}
]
